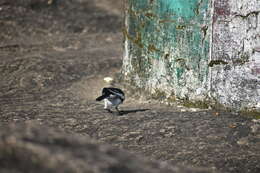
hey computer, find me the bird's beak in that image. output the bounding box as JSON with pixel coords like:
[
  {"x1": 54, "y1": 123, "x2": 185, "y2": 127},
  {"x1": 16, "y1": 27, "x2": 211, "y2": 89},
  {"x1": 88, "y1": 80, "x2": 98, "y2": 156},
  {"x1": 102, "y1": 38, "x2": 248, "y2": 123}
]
[{"x1": 104, "y1": 77, "x2": 114, "y2": 84}]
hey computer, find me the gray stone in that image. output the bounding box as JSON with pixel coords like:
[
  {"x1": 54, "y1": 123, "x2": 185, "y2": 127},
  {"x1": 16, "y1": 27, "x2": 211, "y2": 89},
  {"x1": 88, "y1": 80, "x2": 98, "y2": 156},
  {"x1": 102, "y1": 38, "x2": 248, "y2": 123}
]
[{"x1": 0, "y1": 124, "x2": 211, "y2": 173}]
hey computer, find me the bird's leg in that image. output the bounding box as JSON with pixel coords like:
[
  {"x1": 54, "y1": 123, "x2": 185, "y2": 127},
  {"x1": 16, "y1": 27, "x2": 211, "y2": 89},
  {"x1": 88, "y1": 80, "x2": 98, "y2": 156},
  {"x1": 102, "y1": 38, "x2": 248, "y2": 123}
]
[
  {"x1": 104, "y1": 99, "x2": 113, "y2": 113},
  {"x1": 115, "y1": 106, "x2": 121, "y2": 115},
  {"x1": 104, "y1": 99, "x2": 108, "y2": 109},
  {"x1": 105, "y1": 109, "x2": 113, "y2": 113}
]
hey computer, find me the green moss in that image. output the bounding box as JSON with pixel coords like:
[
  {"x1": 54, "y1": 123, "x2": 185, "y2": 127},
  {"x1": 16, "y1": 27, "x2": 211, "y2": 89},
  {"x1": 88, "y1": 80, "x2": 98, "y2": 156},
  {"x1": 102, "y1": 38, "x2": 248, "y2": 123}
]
[
  {"x1": 166, "y1": 92, "x2": 176, "y2": 102},
  {"x1": 148, "y1": 44, "x2": 160, "y2": 52},
  {"x1": 159, "y1": 19, "x2": 176, "y2": 24},
  {"x1": 176, "y1": 25, "x2": 186, "y2": 29},
  {"x1": 208, "y1": 53, "x2": 249, "y2": 67},
  {"x1": 233, "y1": 52, "x2": 250, "y2": 65},
  {"x1": 131, "y1": 57, "x2": 150, "y2": 79},
  {"x1": 175, "y1": 58, "x2": 190, "y2": 70},
  {"x1": 181, "y1": 100, "x2": 210, "y2": 109},
  {"x1": 122, "y1": 28, "x2": 144, "y2": 48},
  {"x1": 145, "y1": 12, "x2": 157, "y2": 19},
  {"x1": 240, "y1": 110, "x2": 260, "y2": 119},
  {"x1": 194, "y1": 3, "x2": 200, "y2": 15},
  {"x1": 208, "y1": 60, "x2": 228, "y2": 67},
  {"x1": 164, "y1": 53, "x2": 170, "y2": 60},
  {"x1": 122, "y1": 28, "x2": 131, "y2": 40},
  {"x1": 133, "y1": 32, "x2": 144, "y2": 48},
  {"x1": 176, "y1": 68, "x2": 185, "y2": 79},
  {"x1": 201, "y1": 25, "x2": 208, "y2": 38},
  {"x1": 149, "y1": 0, "x2": 154, "y2": 4},
  {"x1": 151, "y1": 89, "x2": 167, "y2": 100}
]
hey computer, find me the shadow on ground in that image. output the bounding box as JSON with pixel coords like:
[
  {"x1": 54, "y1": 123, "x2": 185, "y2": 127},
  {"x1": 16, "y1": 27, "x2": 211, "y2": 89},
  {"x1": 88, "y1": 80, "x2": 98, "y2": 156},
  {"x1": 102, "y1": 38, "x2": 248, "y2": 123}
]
[{"x1": 119, "y1": 109, "x2": 150, "y2": 116}]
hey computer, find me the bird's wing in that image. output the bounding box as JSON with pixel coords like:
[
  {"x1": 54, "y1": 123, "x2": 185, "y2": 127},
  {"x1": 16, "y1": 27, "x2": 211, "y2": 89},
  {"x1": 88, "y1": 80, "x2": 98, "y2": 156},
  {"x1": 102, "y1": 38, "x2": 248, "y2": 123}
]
[
  {"x1": 96, "y1": 94, "x2": 107, "y2": 101},
  {"x1": 107, "y1": 88, "x2": 125, "y2": 100}
]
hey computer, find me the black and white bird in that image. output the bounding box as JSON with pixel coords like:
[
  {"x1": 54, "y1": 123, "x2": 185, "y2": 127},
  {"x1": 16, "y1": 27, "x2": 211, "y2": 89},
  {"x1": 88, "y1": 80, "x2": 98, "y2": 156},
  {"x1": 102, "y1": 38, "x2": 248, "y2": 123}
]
[{"x1": 96, "y1": 87, "x2": 125, "y2": 114}]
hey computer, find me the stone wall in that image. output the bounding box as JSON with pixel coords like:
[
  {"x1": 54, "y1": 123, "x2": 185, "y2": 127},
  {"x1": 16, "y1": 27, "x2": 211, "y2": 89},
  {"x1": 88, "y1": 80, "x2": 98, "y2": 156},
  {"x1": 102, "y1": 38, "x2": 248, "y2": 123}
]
[
  {"x1": 210, "y1": 0, "x2": 260, "y2": 110},
  {"x1": 123, "y1": 0, "x2": 260, "y2": 111}
]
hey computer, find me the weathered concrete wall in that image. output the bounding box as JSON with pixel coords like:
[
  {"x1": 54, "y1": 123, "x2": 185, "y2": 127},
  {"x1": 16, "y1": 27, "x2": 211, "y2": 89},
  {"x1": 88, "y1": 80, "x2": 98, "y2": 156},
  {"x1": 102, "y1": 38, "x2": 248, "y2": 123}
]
[
  {"x1": 210, "y1": 0, "x2": 260, "y2": 110},
  {"x1": 123, "y1": 0, "x2": 260, "y2": 111}
]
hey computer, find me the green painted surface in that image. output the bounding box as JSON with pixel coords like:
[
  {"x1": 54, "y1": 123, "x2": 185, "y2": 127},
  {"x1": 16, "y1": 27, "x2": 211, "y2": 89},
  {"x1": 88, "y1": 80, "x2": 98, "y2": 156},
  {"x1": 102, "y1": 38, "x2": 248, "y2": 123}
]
[{"x1": 124, "y1": 0, "x2": 211, "y2": 99}]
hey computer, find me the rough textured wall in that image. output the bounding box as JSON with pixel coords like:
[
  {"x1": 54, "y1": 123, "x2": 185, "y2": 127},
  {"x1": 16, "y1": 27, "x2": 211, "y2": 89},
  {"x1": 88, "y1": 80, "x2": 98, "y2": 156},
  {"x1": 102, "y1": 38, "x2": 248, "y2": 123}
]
[
  {"x1": 123, "y1": 0, "x2": 260, "y2": 111},
  {"x1": 211, "y1": 0, "x2": 260, "y2": 110},
  {"x1": 123, "y1": 0, "x2": 212, "y2": 100}
]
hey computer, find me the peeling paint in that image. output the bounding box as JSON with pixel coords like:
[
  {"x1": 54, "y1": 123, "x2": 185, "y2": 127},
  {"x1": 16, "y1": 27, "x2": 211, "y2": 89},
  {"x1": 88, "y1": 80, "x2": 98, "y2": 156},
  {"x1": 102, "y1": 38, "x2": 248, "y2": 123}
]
[{"x1": 123, "y1": 0, "x2": 211, "y2": 100}]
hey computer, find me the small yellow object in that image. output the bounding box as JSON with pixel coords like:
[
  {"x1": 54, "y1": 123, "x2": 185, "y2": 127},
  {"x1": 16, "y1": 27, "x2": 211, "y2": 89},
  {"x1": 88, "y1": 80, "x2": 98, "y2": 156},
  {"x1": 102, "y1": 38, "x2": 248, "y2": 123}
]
[
  {"x1": 47, "y1": 0, "x2": 53, "y2": 5},
  {"x1": 104, "y1": 77, "x2": 113, "y2": 83},
  {"x1": 229, "y1": 124, "x2": 237, "y2": 128}
]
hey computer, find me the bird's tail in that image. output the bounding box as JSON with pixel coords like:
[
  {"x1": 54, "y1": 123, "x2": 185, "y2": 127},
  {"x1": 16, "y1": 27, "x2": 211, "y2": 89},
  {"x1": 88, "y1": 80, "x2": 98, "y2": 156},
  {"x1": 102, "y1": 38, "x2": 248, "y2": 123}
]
[{"x1": 96, "y1": 95, "x2": 107, "y2": 101}]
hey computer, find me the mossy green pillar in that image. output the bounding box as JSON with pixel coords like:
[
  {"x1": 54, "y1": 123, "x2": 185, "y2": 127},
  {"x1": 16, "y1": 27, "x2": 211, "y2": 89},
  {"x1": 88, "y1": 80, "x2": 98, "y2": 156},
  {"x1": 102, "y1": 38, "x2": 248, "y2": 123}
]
[{"x1": 123, "y1": 0, "x2": 211, "y2": 100}]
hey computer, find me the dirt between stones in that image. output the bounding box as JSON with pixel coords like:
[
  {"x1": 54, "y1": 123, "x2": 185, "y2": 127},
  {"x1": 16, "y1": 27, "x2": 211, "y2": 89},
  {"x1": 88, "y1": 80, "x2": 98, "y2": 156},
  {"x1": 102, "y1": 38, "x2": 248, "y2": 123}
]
[{"x1": 0, "y1": 0, "x2": 259, "y2": 173}]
